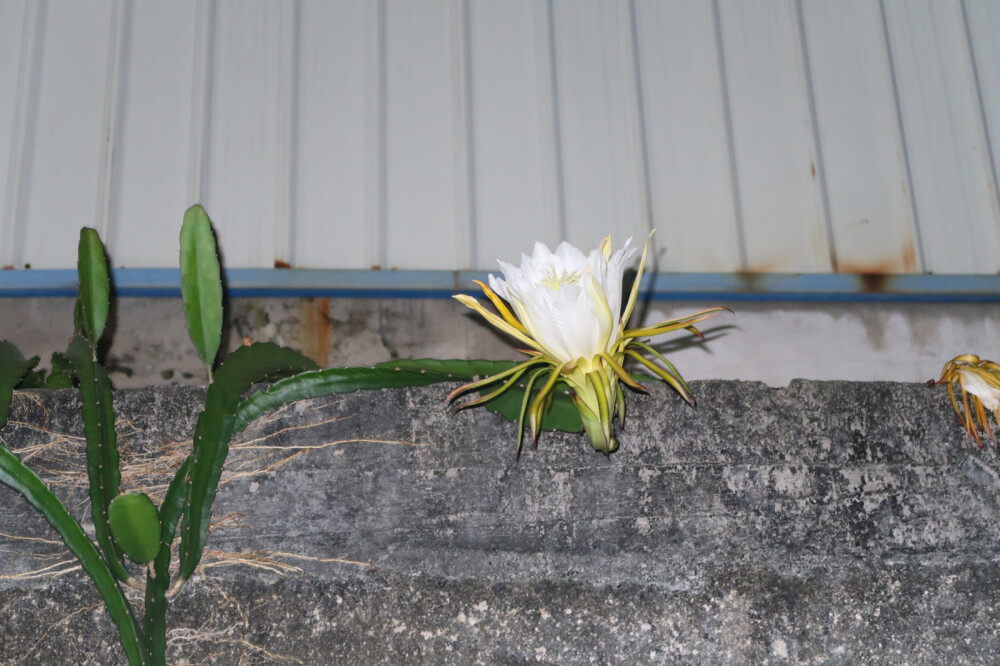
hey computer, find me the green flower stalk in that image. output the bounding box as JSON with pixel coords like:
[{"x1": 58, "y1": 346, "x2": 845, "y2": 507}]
[{"x1": 450, "y1": 236, "x2": 727, "y2": 454}]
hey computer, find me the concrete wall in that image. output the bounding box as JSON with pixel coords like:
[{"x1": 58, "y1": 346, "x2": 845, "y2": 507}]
[
  {"x1": 1, "y1": 380, "x2": 998, "y2": 663},
  {"x1": 2, "y1": 296, "x2": 1000, "y2": 388}
]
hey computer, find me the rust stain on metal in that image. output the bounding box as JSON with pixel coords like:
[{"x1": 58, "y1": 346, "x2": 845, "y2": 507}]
[
  {"x1": 735, "y1": 271, "x2": 767, "y2": 292},
  {"x1": 274, "y1": 259, "x2": 291, "y2": 269},
  {"x1": 371, "y1": 264, "x2": 381, "y2": 270},
  {"x1": 810, "y1": 163, "x2": 816, "y2": 179},
  {"x1": 303, "y1": 298, "x2": 332, "y2": 367},
  {"x1": 744, "y1": 259, "x2": 783, "y2": 275},
  {"x1": 316, "y1": 298, "x2": 331, "y2": 367},
  {"x1": 857, "y1": 272, "x2": 888, "y2": 293},
  {"x1": 900, "y1": 239, "x2": 918, "y2": 273},
  {"x1": 840, "y1": 230, "x2": 920, "y2": 279},
  {"x1": 838, "y1": 260, "x2": 899, "y2": 293}
]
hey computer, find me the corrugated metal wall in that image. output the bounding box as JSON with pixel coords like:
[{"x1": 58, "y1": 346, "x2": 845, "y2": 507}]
[{"x1": 1, "y1": 0, "x2": 999, "y2": 278}]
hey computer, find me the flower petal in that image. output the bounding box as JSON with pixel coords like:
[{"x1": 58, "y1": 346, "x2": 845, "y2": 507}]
[{"x1": 958, "y1": 367, "x2": 1000, "y2": 411}]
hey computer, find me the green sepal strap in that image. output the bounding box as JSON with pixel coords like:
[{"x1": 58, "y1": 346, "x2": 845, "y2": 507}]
[{"x1": 376, "y1": 359, "x2": 582, "y2": 433}]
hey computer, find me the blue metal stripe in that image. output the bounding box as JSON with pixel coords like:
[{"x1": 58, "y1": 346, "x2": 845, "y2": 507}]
[{"x1": 0, "y1": 268, "x2": 999, "y2": 302}]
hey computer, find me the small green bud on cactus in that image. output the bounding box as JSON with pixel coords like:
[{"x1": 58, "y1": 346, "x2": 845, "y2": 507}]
[{"x1": 108, "y1": 492, "x2": 161, "y2": 564}]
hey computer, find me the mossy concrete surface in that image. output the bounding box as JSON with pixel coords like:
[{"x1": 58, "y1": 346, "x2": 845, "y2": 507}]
[{"x1": 1, "y1": 380, "x2": 999, "y2": 664}]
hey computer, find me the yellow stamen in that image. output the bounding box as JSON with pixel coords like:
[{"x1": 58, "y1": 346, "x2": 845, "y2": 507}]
[{"x1": 599, "y1": 236, "x2": 612, "y2": 261}]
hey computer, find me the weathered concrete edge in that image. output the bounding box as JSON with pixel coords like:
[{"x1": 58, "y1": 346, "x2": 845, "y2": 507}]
[{"x1": 1, "y1": 380, "x2": 1000, "y2": 664}]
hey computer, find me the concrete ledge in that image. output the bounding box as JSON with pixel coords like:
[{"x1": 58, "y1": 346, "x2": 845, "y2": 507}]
[{"x1": 1, "y1": 380, "x2": 999, "y2": 663}]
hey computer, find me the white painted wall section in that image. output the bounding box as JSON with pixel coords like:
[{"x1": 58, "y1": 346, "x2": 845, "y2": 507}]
[
  {"x1": 0, "y1": 0, "x2": 31, "y2": 269},
  {"x1": 883, "y1": 0, "x2": 1000, "y2": 275},
  {"x1": 633, "y1": 0, "x2": 741, "y2": 273},
  {"x1": 0, "y1": 0, "x2": 999, "y2": 281},
  {"x1": 383, "y1": 0, "x2": 471, "y2": 270},
  {"x1": 467, "y1": 0, "x2": 561, "y2": 268},
  {"x1": 801, "y1": 0, "x2": 919, "y2": 273},
  {"x1": 294, "y1": 0, "x2": 380, "y2": 271},
  {"x1": 111, "y1": 2, "x2": 201, "y2": 268}
]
